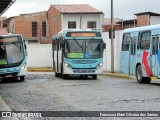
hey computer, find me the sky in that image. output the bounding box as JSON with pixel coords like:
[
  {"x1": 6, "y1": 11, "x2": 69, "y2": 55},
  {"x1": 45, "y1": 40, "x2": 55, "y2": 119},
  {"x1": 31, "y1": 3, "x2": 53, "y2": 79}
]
[{"x1": 2, "y1": 0, "x2": 160, "y2": 20}]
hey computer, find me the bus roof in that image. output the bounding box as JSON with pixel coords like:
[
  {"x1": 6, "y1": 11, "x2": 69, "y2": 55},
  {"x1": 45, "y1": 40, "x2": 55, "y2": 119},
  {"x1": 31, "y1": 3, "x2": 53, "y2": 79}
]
[
  {"x1": 123, "y1": 24, "x2": 160, "y2": 33},
  {"x1": 52, "y1": 29, "x2": 102, "y2": 39},
  {"x1": 58, "y1": 29, "x2": 101, "y2": 33}
]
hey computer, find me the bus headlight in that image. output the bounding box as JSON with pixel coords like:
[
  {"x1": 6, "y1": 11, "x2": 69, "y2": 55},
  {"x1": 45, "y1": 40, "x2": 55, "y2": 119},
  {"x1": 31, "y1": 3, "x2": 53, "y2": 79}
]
[
  {"x1": 97, "y1": 63, "x2": 103, "y2": 69},
  {"x1": 21, "y1": 64, "x2": 26, "y2": 70},
  {"x1": 64, "y1": 63, "x2": 72, "y2": 69}
]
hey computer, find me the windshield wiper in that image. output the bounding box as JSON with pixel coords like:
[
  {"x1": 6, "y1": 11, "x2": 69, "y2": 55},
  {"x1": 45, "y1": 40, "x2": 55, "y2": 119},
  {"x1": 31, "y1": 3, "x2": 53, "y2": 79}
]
[{"x1": 73, "y1": 38, "x2": 83, "y2": 50}]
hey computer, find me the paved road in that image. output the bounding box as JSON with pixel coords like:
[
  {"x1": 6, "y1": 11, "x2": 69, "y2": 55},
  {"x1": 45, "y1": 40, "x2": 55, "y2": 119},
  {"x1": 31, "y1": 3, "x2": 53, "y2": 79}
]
[{"x1": 1, "y1": 73, "x2": 160, "y2": 120}]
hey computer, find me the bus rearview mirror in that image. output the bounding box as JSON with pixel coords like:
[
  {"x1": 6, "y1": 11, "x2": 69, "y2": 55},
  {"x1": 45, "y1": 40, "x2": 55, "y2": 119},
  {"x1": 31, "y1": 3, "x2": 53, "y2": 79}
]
[{"x1": 103, "y1": 43, "x2": 106, "y2": 49}]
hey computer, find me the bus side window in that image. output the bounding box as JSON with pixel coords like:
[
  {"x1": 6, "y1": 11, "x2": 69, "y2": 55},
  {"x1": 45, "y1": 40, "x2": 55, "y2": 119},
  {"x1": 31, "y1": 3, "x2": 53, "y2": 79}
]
[
  {"x1": 152, "y1": 37, "x2": 159, "y2": 55},
  {"x1": 140, "y1": 31, "x2": 151, "y2": 50},
  {"x1": 137, "y1": 32, "x2": 141, "y2": 50},
  {"x1": 122, "y1": 33, "x2": 130, "y2": 51}
]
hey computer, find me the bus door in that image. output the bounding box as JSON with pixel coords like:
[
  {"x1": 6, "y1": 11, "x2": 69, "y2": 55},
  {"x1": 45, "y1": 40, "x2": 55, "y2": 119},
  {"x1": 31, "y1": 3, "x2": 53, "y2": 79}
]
[
  {"x1": 129, "y1": 33, "x2": 138, "y2": 74},
  {"x1": 120, "y1": 33, "x2": 130, "y2": 74},
  {"x1": 158, "y1": 36, "x2": 160, "y2": 78},
  {"x1": 151, "y1": 35, "x2": 159, "y2": 77}
]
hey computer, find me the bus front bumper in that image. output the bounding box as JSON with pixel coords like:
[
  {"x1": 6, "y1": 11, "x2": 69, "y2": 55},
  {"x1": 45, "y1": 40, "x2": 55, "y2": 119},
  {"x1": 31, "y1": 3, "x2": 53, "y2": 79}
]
[{"x1": 63, "y1": 65, "x2": 103, "y2": 75}]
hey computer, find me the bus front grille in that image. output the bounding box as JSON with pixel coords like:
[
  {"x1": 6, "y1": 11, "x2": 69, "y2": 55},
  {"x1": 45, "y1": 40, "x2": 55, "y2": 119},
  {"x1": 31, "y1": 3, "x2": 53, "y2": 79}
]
[{"x1": 72, "y1": 60, "x2": 97, "y2": 64}]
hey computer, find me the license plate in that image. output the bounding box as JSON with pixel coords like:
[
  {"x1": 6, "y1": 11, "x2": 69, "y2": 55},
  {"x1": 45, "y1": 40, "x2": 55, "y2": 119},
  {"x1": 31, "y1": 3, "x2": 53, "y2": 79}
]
[
  {"x1": 80, "y1": 70, "x2": 88, "y2": 73},
  {"x1": 6, "y1": 75, "x2": 12, "y2": 78}
]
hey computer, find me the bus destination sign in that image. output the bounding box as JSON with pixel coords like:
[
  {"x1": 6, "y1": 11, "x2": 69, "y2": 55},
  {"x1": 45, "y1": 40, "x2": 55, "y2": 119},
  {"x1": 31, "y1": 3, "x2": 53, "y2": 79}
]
[
  {"x1": 71, "y1": 32, "x2": 96, "y2": 37},
  {"x1": 66, "y1": 32, "x2": 101, "y2": 37},
  {"x1": 0, "y1": 37, "x2": 19, "y2": 43}
]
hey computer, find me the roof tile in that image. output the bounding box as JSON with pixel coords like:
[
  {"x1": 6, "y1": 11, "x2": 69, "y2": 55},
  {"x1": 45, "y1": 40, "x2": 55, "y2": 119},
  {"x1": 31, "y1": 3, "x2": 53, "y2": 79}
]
[{"x1": 51, "y1": 4, "x2": 103, "y2": 14}]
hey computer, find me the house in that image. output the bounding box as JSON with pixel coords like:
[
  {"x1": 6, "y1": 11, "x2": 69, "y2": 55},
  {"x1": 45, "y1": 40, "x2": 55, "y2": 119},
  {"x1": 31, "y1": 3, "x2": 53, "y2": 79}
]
[
  {"x1": 103, "y1": 18, "x2": 122, "y2": 32},
  {"x1": 135, "y1": 12, "x2": 160, "y2": 27},
  {"x1": 116, "y1": 19, "x2": 137, "y2": 30},
  {"x1": 104, "y1": 12, "x2": 160, "y2": 32},
  {"x1": 1, "y1": 4, "x2": 104, "y2": 44},
  {"x1": 48, "y1": 4, "x2": 104, "y2": 39},
  {"x1": 5, "y1": 11, "x2": 48, "y2": 44}
]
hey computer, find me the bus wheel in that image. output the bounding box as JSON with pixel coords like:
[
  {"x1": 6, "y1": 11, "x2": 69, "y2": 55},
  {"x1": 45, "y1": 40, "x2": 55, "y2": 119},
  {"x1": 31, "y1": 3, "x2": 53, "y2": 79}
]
[
  {"x1": 144, "y1": 77, "x2": 151, "y2": 83},
  {"x1": 55, "y1": 72, "x2": 59, "y2": 77},
  {"x1": 62, "y1": 74, "x2": 67, "y2": 79},
  {"x1": 92, "y1": 75, "x2": 97, "y2": 79},
  {"x1": 136, "y1": 65, "x2": 145, "y2": 83},
  {"x1": 20, "y1": 76, "x2": 25, "y2": 81}
]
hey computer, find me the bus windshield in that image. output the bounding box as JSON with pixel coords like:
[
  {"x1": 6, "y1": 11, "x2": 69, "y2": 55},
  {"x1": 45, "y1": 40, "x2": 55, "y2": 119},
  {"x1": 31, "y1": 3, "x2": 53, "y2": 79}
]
[
  {"x1": 0, "y1": 36, "x2": 24, "y2": 67},
  {"x1": 65, "y1": 39, "x2": 102, "y2": 59}
]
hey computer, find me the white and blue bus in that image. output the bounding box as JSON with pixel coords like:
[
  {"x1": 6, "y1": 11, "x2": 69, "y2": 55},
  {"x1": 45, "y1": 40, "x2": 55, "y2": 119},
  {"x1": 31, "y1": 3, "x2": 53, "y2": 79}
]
[
  {"x1": 120, "y1": 24, "x2": 160, "y2": 83},
  {"x1": 0, "y1": 34, "x2": 27, "y2": 81},
  {"x1": 52, "y1": 29, "x2": 106, "y2": 79}
]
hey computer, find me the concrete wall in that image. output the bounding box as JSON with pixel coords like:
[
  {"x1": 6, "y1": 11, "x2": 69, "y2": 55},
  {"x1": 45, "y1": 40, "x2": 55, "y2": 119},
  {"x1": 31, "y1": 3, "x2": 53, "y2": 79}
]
[
  {"x1": 27, "y1": 31, "x2": 123, "y2": 72},
  {"x1": 102, "y1": 31, "x2": 123, "y2": 72},
  {"x1": 27, "y1": 44, "x2": 53, "y2": 68}
]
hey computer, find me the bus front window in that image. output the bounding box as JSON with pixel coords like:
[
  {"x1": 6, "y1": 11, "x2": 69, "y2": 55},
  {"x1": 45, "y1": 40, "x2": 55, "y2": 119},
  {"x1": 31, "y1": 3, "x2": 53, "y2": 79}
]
[
  {"x1": 0, "y1": 37, "x2": 24, "y2": 66},
  {"x1": 65, "y1": 39, "x2": 102, "y2": 59},
  {"x1": 6, "y1": 43, "x2": 24, "y2": 64}
]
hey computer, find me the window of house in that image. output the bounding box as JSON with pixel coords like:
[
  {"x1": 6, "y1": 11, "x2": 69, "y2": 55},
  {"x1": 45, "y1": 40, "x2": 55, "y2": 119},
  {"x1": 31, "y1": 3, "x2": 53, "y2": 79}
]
[
  {"x1": 87, "y1": 21, "x2": 96, "y2": 28},
  {"x1": 68, "y1": 21, "x2": 76, "y2": 29},
  {"x1": 140, "y1": 31, "x2": 151, "y2": 50},
  {"x1": 42, "y1": 21, "x2": 46, "y2": 37},
  {"x1": 32, "y1": 22, "x2": 37, "y2": 37}
]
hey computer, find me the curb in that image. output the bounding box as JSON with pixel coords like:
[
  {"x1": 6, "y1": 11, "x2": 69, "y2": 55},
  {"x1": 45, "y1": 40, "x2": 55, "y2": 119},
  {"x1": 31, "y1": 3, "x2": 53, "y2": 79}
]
[
  {"x1": 103, "y1": 72, "x2": 131, "y2": 79},
  {"x1": 27, "y1": 68, "x2": 131, "y2": 79},
  {"x1": 27, "y1": 68, "x2": 53, "y2": 72}
]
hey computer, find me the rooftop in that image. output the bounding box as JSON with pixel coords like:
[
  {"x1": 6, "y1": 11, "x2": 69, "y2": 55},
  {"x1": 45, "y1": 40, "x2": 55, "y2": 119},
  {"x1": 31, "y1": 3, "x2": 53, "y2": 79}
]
[
  {"x1": 135, "y1": 12, "x2": 160, "y2": 16},
  {"x1": 51, "y1": 4, "x2": 103, "y2": 14}
]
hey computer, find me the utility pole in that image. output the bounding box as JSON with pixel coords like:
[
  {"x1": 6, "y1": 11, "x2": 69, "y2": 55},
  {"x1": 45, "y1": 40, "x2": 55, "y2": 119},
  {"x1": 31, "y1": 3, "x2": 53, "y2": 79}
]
[{"x1": 111, "y1": 0, "x2": 114, "y2": 73}]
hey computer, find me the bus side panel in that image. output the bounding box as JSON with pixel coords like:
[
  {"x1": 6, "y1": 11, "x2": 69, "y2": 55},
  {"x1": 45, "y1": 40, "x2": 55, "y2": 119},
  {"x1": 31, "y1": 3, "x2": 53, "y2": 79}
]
[
  {"x1": 142, "y1": 50, "x2": 151, "y2": 77},
  {"x1": 136, "y1": 50, "x2": 151, "y2": 77},
  {"x1": 120, "y1": 51, "x2": 130, "y2": 74}
]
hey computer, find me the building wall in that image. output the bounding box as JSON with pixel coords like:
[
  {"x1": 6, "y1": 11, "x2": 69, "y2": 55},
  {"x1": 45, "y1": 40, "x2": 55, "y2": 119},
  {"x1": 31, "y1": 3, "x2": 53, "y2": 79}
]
[
  {"x1": 150, "y1": 16, "x2": 160, "y2": 25},
  {"x1": 7, "y1": 12, "x2": 49, "y2": 44},
  {"x1": 137, "y1": 15, "x2": 149, "y2": 27},
  {"x1": 8, "y1": 18, "x2": 15, "y2": 33},
  {"x1": 48, "y1": 6, "x2": 62, "y2": 38},
  {"x1": 104, "y1": 25, "x2": 122, "y2": 32},
  {"x1": 62, "y1": 14, "x2": 103, "y2": 30},
  {"x1": 123, "y1": 24, "x2": 137, "y2": 29}
]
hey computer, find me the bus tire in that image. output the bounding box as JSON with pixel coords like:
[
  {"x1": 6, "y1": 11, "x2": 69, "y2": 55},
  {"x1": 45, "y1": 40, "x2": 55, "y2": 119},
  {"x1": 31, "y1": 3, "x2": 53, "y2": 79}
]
[
  {"x1": 144, "y1": 77, "x2": 151, "y2": 84},
  {"x1": 55, "y1": 72, "x2": 59, "y2": 77},
  {"x1": 136, "y1": 65, "x2": 145, "y2": 83},
  {"x1": 62, "y1": 74, "x2": 67, "y2": 79},
  {"x1": 93, "y1": 75, "x2": 97, "y2": 79},
  {"x1": 136, "y1": 65, "x2": 151, "y2": 84},
  {"x1": 20, "y1": 76, "x2": 25, "y2": 81}
]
